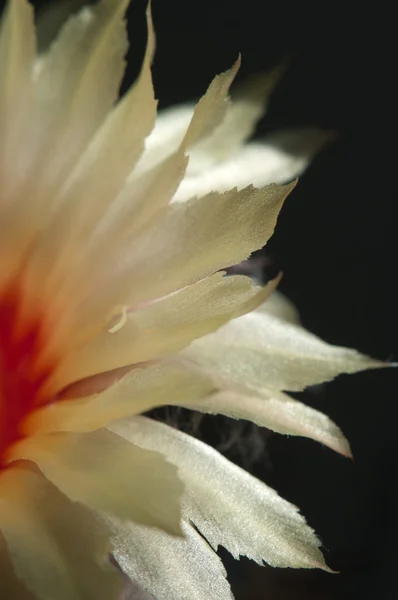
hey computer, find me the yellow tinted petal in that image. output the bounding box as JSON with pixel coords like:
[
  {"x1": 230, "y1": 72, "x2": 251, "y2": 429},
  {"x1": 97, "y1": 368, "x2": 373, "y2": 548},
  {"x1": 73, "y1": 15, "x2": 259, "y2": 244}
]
[
  {"x1": 0, "y1": 0, "x2": 35, "y2": 213},
  {"x1": 26, "y1": 5, "x2": 157, "y2": 324},
  {"x1": 134, "y1": 59, "x2": 240, "y2": 178},
  {"x1": 9, "y1": 429, "x2": 183, "y2": 534},
  {"x1": 55, "y1": 274, "x2": 275, "y2": 387},
  {"x1": 186, "y1": 68, "x2": 283, "y2": 176},
  {"x1": 78, "y1": 182, "x2": 293, "y2": 327},
  {"x1": 0, "y1": 463, "x2": 123, "y2": 600},
  {"x1": 33, "y1": 0, "x2": 129, "y2": 191},
  {"x1": 25, "y1": 363, "x2": 214, "y2": 435}
]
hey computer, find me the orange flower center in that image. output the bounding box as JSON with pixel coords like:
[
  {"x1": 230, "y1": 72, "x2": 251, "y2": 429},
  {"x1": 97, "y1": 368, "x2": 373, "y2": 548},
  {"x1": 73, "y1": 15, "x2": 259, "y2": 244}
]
[{"x1": 0, "y1": 281, "x2": 56, "y2": 465}]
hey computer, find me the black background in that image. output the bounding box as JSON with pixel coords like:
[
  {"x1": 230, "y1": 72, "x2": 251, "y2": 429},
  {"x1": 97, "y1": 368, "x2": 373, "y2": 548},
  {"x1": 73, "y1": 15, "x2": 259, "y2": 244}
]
[{"x1": 27, "y1": 1, "x2": 398, "y2": 598}]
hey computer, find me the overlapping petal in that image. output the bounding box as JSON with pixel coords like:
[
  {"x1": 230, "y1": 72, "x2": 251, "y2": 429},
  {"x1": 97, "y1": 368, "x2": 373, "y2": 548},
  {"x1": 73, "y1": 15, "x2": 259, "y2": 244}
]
[
  {"x1": 185, "y1": 388, "x2": 352, "y2": 457},
  {"x1": 25, "y1": 363, "x2": 214, "y2": 435},
  {"x1": 181, "y1": 297, "x2": 381, "y2": 394},
  {"x1": 8, "y1": 429, "x2": 183, "y2": 534},
  {"x1": 0, "y1": 464, "x2": 124, "y2": 600},
  {"x1": 111, "y1": 417, "x2": 331, "y2": 570},
  {"x1": 108, "y1": 518, "x2": 234, "y2": 600}
]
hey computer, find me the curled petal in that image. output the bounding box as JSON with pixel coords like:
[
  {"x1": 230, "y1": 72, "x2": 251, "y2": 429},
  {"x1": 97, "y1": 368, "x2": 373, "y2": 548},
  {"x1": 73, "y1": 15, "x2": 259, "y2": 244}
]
[{"x1": 25, "y1": 363, "x2": 214, "y2": 435}]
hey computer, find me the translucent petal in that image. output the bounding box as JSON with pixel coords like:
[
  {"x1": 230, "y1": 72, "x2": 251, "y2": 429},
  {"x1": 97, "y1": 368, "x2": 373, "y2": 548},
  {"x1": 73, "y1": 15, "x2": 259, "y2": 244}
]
[
  {"x1": 8, "y1": 429, "x2": 183, "y2": 534},
  {"x1": 26, "y1": 5, "x2": 157, "y2": 318},
  {"x1": 134, "y1": 59, "x2": 240, "y2": 178},
  {"x1": 174, "y1": 129, "x2": 332, "y2": 202},
  {"x1": 36, "y1": 61, "x2": 245, "y2": 345},
  {"x1": 185, "y1": 388, "x2": 352, "y2": 457},
  {"x1": 259, "y1": 289, "x2": 301, "y2": 323},
  {"x1": 111, "y1": 417, "x2": 331, "y2": 571},
  {"x1": 25, "y1": 363, "x2": 214, "y2": 435},
  {"x1": 181, "y1": 300, "x2": 382, "y2": 393},
  {"x1": 53, "y1": 273, "x2": 275, "y2": 388},
  {"x1": 31, "y1": 0, "x2": 129, "y2": 193},
  {"x1": 0, "y1": 463, "x2": 124, "y2": 600},
  {"x1": 74, "y1": 182, "x2": 293, "y2": 331},
  {"x1": 108, "y1": 518, "x2": 234, "y2": 600}
]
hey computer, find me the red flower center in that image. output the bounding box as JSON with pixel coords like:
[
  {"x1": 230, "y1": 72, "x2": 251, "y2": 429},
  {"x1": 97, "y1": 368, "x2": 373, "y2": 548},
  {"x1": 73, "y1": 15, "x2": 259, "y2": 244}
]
[{"x1": 0, "y1": 281, "x2": 56, "y2": 465}]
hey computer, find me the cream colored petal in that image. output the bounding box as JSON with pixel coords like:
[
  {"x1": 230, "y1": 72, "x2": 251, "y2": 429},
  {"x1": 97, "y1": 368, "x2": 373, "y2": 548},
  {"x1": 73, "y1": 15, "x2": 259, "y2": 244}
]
[
  {"x1": 136, "y1": 66, "x2": 279, "y2": 183},
  {"x1": 26, "y1": 5, "x2": 157, "y2": 314},
  {"x1": 0, "y1": 532, "x2": 35, "y2": 600},
  {"x1": 186, "y1": 69, "x2": 283, "y2": 176},
  {"x1": 0, "y1": 463, "x2": 124, "y2": 600},
  {"x1": 25, "y1": 363, "x2": 214, "y2": 435},
  {"x1": 135, "y1": 104, "x2": 192, "y2": 173},
  {"x1": 108, "y1": 518, "x2": 234, "y2": 600},
  {"x1": 8, "y1": 429, "x2": 183, "y2": 534},
  {"x1": 54, "y1": 274, "x2": 275, "y2": 388},
  {"x1": 134, "y1": 59, "x2": 240, "y2": 178},
  {"x1": 32, "y1": 0, "x2": 129, "y2": 193},
  {"x1": 182, "y1": 303, "x2": 382, "y2": 394},
  {"x1": 185, "y1": 389, "x2": 351, "y2": 457},
  {"x1": 0, "y1": 0, "x2": 35, "y2": 195},
  {"x1": 36, "y1": 62, "x2": 243, "y2": 346},
  {"x1": 111, "y1": 417, "x2": 331, "y2": 571},
  {"x1": 174, "y1": 129, "x2": 332, "y2": 202},
  {"x1": 109, "y1": 58, "x2": 241, "y2": 232},
  {"x1": 71, "y1": 183, "x2": 293, "y2": 334}
]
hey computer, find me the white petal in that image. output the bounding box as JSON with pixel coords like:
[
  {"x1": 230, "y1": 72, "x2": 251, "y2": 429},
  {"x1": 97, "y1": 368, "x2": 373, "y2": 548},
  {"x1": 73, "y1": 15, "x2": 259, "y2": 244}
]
[
  {"x1": 111, "y1": 417, "x2": 331, "y2": 571},
  {"x1": 8, "y1": 429, "x2": 183, "y2": 534},
  {"x1": 134, "y1": 59, "x2": 240, "y2": 178},
  {"x1": 186, "y1": 69, "x2": 283, "y2": 176},
  {"x1": 174, "y1": 129, "x2": 333, "y2": 202},
  {"x1": 185, "y1": 388, "x2": 352, "y2": 457},
  {"x1": 182, "y1": 302, "x2": 382, "y2": 393},
  {"x1": 0, "y1": 463, "x2": 124, "y2": 600},
  {"x1": 108, "y1": 518, "x2": 234, "y2": 600}
]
